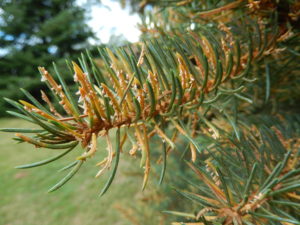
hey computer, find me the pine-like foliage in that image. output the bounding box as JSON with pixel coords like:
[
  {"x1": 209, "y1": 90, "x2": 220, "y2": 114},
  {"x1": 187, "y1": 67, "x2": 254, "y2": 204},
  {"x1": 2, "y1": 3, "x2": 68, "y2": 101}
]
[{"x1": 1, "y1": 0, "x2": 300, "y2": 224}]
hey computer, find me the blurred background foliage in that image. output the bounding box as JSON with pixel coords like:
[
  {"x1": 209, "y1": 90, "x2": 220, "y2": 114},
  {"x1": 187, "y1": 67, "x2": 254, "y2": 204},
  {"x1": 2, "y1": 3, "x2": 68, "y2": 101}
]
[{"x1": 0, "y1": 0, "x2": 97, "y2": 116}]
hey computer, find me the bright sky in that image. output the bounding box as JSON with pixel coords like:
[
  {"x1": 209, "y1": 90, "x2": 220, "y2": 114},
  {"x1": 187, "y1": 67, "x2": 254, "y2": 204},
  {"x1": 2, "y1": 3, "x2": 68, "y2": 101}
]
[{"x1": 77, "y1": 0, "x2": 141, "y2": 44}]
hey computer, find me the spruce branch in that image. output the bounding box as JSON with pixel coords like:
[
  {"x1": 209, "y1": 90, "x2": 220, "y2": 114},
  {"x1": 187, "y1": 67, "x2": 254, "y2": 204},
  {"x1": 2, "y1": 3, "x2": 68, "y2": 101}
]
[
  {"x1": 168, "y1": 114, "x2": 300, "y2": 224},
  {"x1": 0, "y1": 23, "x2": 277, "y2": 193}
]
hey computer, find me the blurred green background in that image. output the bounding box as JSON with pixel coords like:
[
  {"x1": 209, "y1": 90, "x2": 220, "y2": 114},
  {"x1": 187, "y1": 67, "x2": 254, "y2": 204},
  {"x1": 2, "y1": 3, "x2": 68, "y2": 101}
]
[
  {"x1": 0, "y1": 0, "x2": 96, "y2": 116},
  {"x1": 0, "y1": 119, "x2": 180, "y2": 225}
]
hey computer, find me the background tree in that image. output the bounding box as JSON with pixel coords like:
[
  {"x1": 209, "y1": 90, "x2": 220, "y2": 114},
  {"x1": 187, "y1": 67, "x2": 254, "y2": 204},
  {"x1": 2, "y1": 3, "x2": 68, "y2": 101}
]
[{"x1": 0, "y1": 0, "x2": 95, "y2": 116}]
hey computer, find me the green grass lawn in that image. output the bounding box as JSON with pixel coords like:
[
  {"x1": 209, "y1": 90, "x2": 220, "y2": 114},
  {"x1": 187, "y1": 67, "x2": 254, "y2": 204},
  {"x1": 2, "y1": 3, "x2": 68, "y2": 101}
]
[{"x1": 0, "y1": 119, "x2": 169, "y2": 225}]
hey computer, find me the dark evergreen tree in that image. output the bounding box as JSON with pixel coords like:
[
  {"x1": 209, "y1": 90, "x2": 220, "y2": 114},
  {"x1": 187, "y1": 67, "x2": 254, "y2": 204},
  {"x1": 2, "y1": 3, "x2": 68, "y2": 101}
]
[{"x1": 0, "y1": 0, "x2": 95, "y2": 115}]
